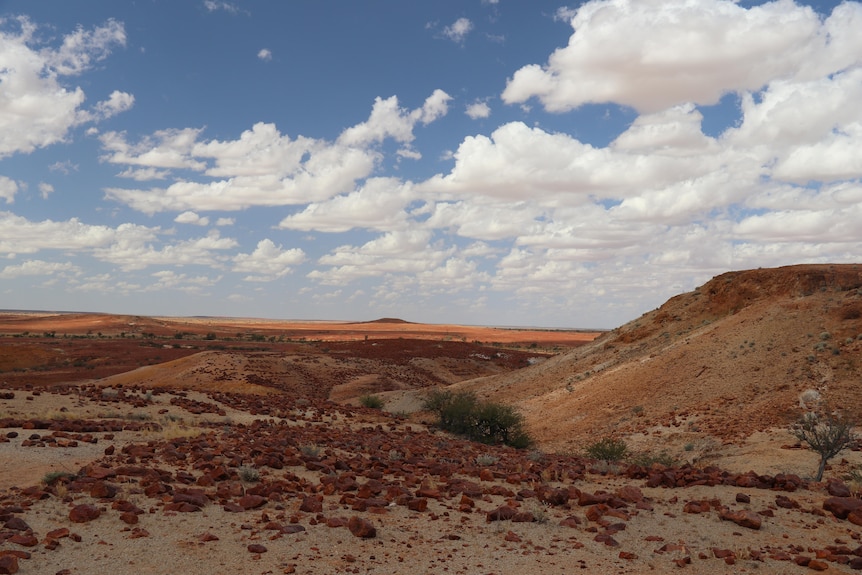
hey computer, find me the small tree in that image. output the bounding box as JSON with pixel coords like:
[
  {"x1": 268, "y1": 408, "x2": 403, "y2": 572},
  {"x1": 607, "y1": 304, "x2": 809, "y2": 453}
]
[{"x1": 793, "y1": 411, "x2": 855, "y2": 481}]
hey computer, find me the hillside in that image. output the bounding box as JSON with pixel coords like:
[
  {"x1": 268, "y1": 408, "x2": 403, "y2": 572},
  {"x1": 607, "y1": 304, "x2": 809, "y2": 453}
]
[{"x1": 456, "y1": 264, "x2": 862, "y2": 454}]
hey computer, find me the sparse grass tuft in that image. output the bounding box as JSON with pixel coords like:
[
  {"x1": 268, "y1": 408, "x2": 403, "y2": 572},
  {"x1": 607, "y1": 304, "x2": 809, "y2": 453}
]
[
  {"x1": 43, "y1": 470, "x2": 76, "y2": 485},
  {"x1": 475, "y1": 453, "x2": 499, "y2": 466},
  {"x1": 238, "y1": 465, "x2": 260, "y2": 482}
]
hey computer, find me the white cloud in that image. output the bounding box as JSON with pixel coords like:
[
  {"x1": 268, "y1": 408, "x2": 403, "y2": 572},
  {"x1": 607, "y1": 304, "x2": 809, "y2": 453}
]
[
  {"x1": 465, "y1": 100, "x2": 491, "y2": 119},
  {"x1": 0, "y1": 211, "x2": 138, "y2": 255},
  {"x1": 0, "y1": 18, "x2": 126, "y2": 158},
  {"x1": 443, "y1": 17, "x2": 473, "y2": 44},
  {"x1": 278, "y1": 178, "x2": 415, "y2": 233},
  {"x1": 116, "y1": 167, "x2": 171, "y2": 181},
  {"x1": 309, "y1": 230, "x2": 453, "y2": 285},
  {"x1": 215, "y1": 217, "x2": 235, "y2": 226},
  {"x1": 147, "y1": 270, "x2": 221, "y2": 293},
  {"x1": 338, "y1": 90, "x2": 451, "y2": 147},
  {"x1": 503, "y1": 0, "x2": 862, "y2": 114},
  {"x1": 0, "y1": 177, "x2": 18, "y2": 203},
  {"x1": 38, "y1": 182, "x2": 54, "y2": 199},
  {"x1": 203, "y1": 1, "x2": 239, "y2": 13},
  {"x1": 0, "y1": 259, "x2": 81, "y2": 278},
  {"x1": 174, "y1": 211, "x2": 210, "y2": 226},
  {"x1": 104, "y1": 91, "x2": 450, "y2": 214},
  {"x1": 92, "y1": 229, "x2": 238, "y2": 271},
  {"x1": 90, "y1": 90, "x2": 135, "y2": 120},
  {"x1": 99, "y1": 128, "x2": 207, "y2": 170},
  {"x1": 257, "y1": 48, "x2": 272, "y2": 61},
  {"x1": 232, "y1": 239, "x2": 306, "y2": 281}
]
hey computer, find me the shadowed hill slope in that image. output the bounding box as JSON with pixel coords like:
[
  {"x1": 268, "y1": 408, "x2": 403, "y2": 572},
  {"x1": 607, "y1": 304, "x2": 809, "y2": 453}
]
[{"x1": 457, "y1": 264, "x2": 862, "y2": 452}]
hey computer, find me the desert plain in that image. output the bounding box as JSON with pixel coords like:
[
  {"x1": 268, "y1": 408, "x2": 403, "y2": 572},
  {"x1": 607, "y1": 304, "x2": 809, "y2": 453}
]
[{"x1": 1, "y1": 263, "x2": 862, "y2": 574}]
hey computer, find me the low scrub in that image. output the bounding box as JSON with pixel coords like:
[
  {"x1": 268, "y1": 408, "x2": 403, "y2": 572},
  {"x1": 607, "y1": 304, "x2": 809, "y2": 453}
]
[
  {"x1": 423, "y1": 389, "x2": 533, "y2": 449},
  {"x1": 358, "y1": 394, "x2": 384, "y2": 409},
  {"x1": 585, "y1": 437, "x2": 629, "y2": 462}
]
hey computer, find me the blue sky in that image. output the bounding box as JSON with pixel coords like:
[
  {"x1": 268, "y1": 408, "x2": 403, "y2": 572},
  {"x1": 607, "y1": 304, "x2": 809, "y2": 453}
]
[{"x1": 1, "y1": 0, "x2": 859, "y2": 328}]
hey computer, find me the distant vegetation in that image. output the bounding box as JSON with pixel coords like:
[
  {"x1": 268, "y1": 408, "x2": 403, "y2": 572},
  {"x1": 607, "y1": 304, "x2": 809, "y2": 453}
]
[{"x1": 423, "y1": 389, "x2": 533, "y2": 449}]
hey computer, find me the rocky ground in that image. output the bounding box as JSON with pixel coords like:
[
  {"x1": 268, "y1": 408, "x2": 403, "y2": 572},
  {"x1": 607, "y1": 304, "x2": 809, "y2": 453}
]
[{"x1": 1, "y1": 385, "x2": 862, "y2": 575}]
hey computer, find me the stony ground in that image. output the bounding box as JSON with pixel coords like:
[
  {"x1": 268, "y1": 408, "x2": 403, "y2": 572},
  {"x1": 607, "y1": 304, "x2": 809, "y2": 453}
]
[{"x1": 2, "y1": 385, "x2": 862, "y2": 575}]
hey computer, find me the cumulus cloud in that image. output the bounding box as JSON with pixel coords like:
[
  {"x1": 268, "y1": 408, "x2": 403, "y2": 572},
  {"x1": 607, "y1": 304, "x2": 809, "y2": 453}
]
[
  {"x1": 257, "y1": 48, "x2": 272, "y2": 61},
  {"x1": 0, "y1": 177, "x2": 18, "y2": 204},
  {"x1": 232, "y1": 239, "x2": 306, "y2": 280},
  {"x1": 0, "y1": 17, "x2": 126, "y2": 158},
  {"x1": 503, "y1": 0, "x2": 862, "y2": 114},
  {"x1": 104, "y1": 91, "x2": 450, "y2": 214},
  {"x1": 443, "y1": 17, "x2": 473, "y2": 43},
  {"x1": 278, "y1": 178, "x2": 415, "y2": 233},
  {"x1": 0, "y1": 211, "x2": 137, "y2": 255},
  {"x1": 465, "y1": 100, "x2": 491, "y2": 119},
  {"x1": 174, "y1": 211, "x2": 210, "y2": 226},
  {"x1": 92, "y1": 230, "x2": 237, "y2": 271}
]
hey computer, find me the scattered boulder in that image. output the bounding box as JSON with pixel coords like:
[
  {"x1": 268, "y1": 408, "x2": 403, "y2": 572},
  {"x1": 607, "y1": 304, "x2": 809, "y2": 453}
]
[
  {"x1": 347, "y1": 516, "x2": 376, "y2": 538},
  {"x1": 69, "y1": 504, "x2": 101, "y2": 523}
]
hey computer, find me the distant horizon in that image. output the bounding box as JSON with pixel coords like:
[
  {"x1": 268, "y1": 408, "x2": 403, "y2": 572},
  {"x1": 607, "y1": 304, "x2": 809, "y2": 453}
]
[
  {"x1": 0, "y1": 307, "x2": 607, "y2": 332},
  {"x1": 2, "y1": 0, "x2": 859, "y2": 330}
]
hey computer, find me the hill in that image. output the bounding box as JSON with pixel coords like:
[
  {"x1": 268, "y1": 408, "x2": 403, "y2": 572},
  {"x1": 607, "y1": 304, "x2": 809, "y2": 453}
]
[{"x1": 456, "y1": 264, "x2": 862, "y2": 454}]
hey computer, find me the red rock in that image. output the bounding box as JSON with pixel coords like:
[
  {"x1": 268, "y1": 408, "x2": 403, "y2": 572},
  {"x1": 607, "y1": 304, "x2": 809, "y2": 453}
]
[
  {"x1": 90, "y1": 481, "x2": 118, "y2": 499},
  {"x1": 616, "y1": 485, "x2": 644, "y2": 503},
  {"x1": 719, "y1": 508, "x2": 761, "y2": 530},
  {"x1": 512, "y1": 512, "x2": 534, "y2": 523},
  {"x1": 735, "y1": 493, "x2": 750, "y2": 503},
  {"x1": 3, "y1": 518, "x2": 29, "y2": 531},
  {"x1": 198, "y1": 532, "x2": 219, "y2": 542},
  {"x1": 45, "y1": 528, "x2": 69, "y2": 540},
  {"x1": 486, "y1": 506, "x2": 516, "y2": 522},
  {"x1": 849, "y1": 510, "x2": 862, "y2": 526},
  {"x1": 237, "y1": 495, "x2": 266, "y2": 510},
  {"x1": 299, "y1": 496, "x2": 322, "y2": 513},
  {"x1": 326, "y1": 517, "x2": 349, "y2": 528},
  {"x1": 504, "y1": 531, "x2": 521, "y2": 542},
  {"x1": 69, "y1": 504, "x2": 101, "y2": 523},
  {"x1": 683, "y1": 500, "x2": 709, "y2": 514},
  {"x1": 619, "y1": 551, "x2": 637, "y2": 560},
  {"x1": 347, "y1": 516, "x2": 376, "y2": 538},
  {"x1": 775, "y1": 495, "x2": 799, "y2": 509},
  {"x1": 808, "y1": 559, "x2": 829, "y2": 571},
  {"x1": 712, "y1": 548, "x2": 735, "y2": 559},
  {"x1": 827, "y1": 479, "x2": 852, "y2": 497},
  {"x1": 406, "y1": 498, "x2": 427, "y2": 512},
  {"x1": 0, "y1": 555, "x2": 18, "y2": 575},
  {"x1": 8, "y1": 534, "x2": 37, "y2": 547},
  {"x1": 824, "y1": 497, "x2": 862, "y2": 519},
  {"x1": 247, "y1": 544, "x2": 267, "y2": 554},
  {"x1": 119, "y1": 512, "x2": 138, "y2": 524},
  {"x1": 173, "y1": 492, "x2": 208, "y2": 508},
  {"x1": 559, "y1": 516, "x2": 581, "y2": 528}
]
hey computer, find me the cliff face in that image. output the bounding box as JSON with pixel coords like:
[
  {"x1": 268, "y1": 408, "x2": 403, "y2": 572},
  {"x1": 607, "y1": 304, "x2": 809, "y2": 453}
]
[{"x1": 461, "y1": 264, "x2": 862, "y2": 451}]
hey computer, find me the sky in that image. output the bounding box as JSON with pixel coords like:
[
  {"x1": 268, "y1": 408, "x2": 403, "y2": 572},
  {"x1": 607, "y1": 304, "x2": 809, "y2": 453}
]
[{"x1": 0, "y1": 0, "x2": 860, "y2": 329}]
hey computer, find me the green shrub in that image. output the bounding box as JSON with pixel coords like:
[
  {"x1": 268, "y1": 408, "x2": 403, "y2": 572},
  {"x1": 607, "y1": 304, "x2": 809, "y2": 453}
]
[
  {"x1": 585, "y1": 437, "x2": 629, "y2": 462},
  {"x1": 359, "y1": 394, "x2": 384, "y2": 409},
  {"x1": 422, "y1": 389, "x2": 532, "y2": 448}
]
